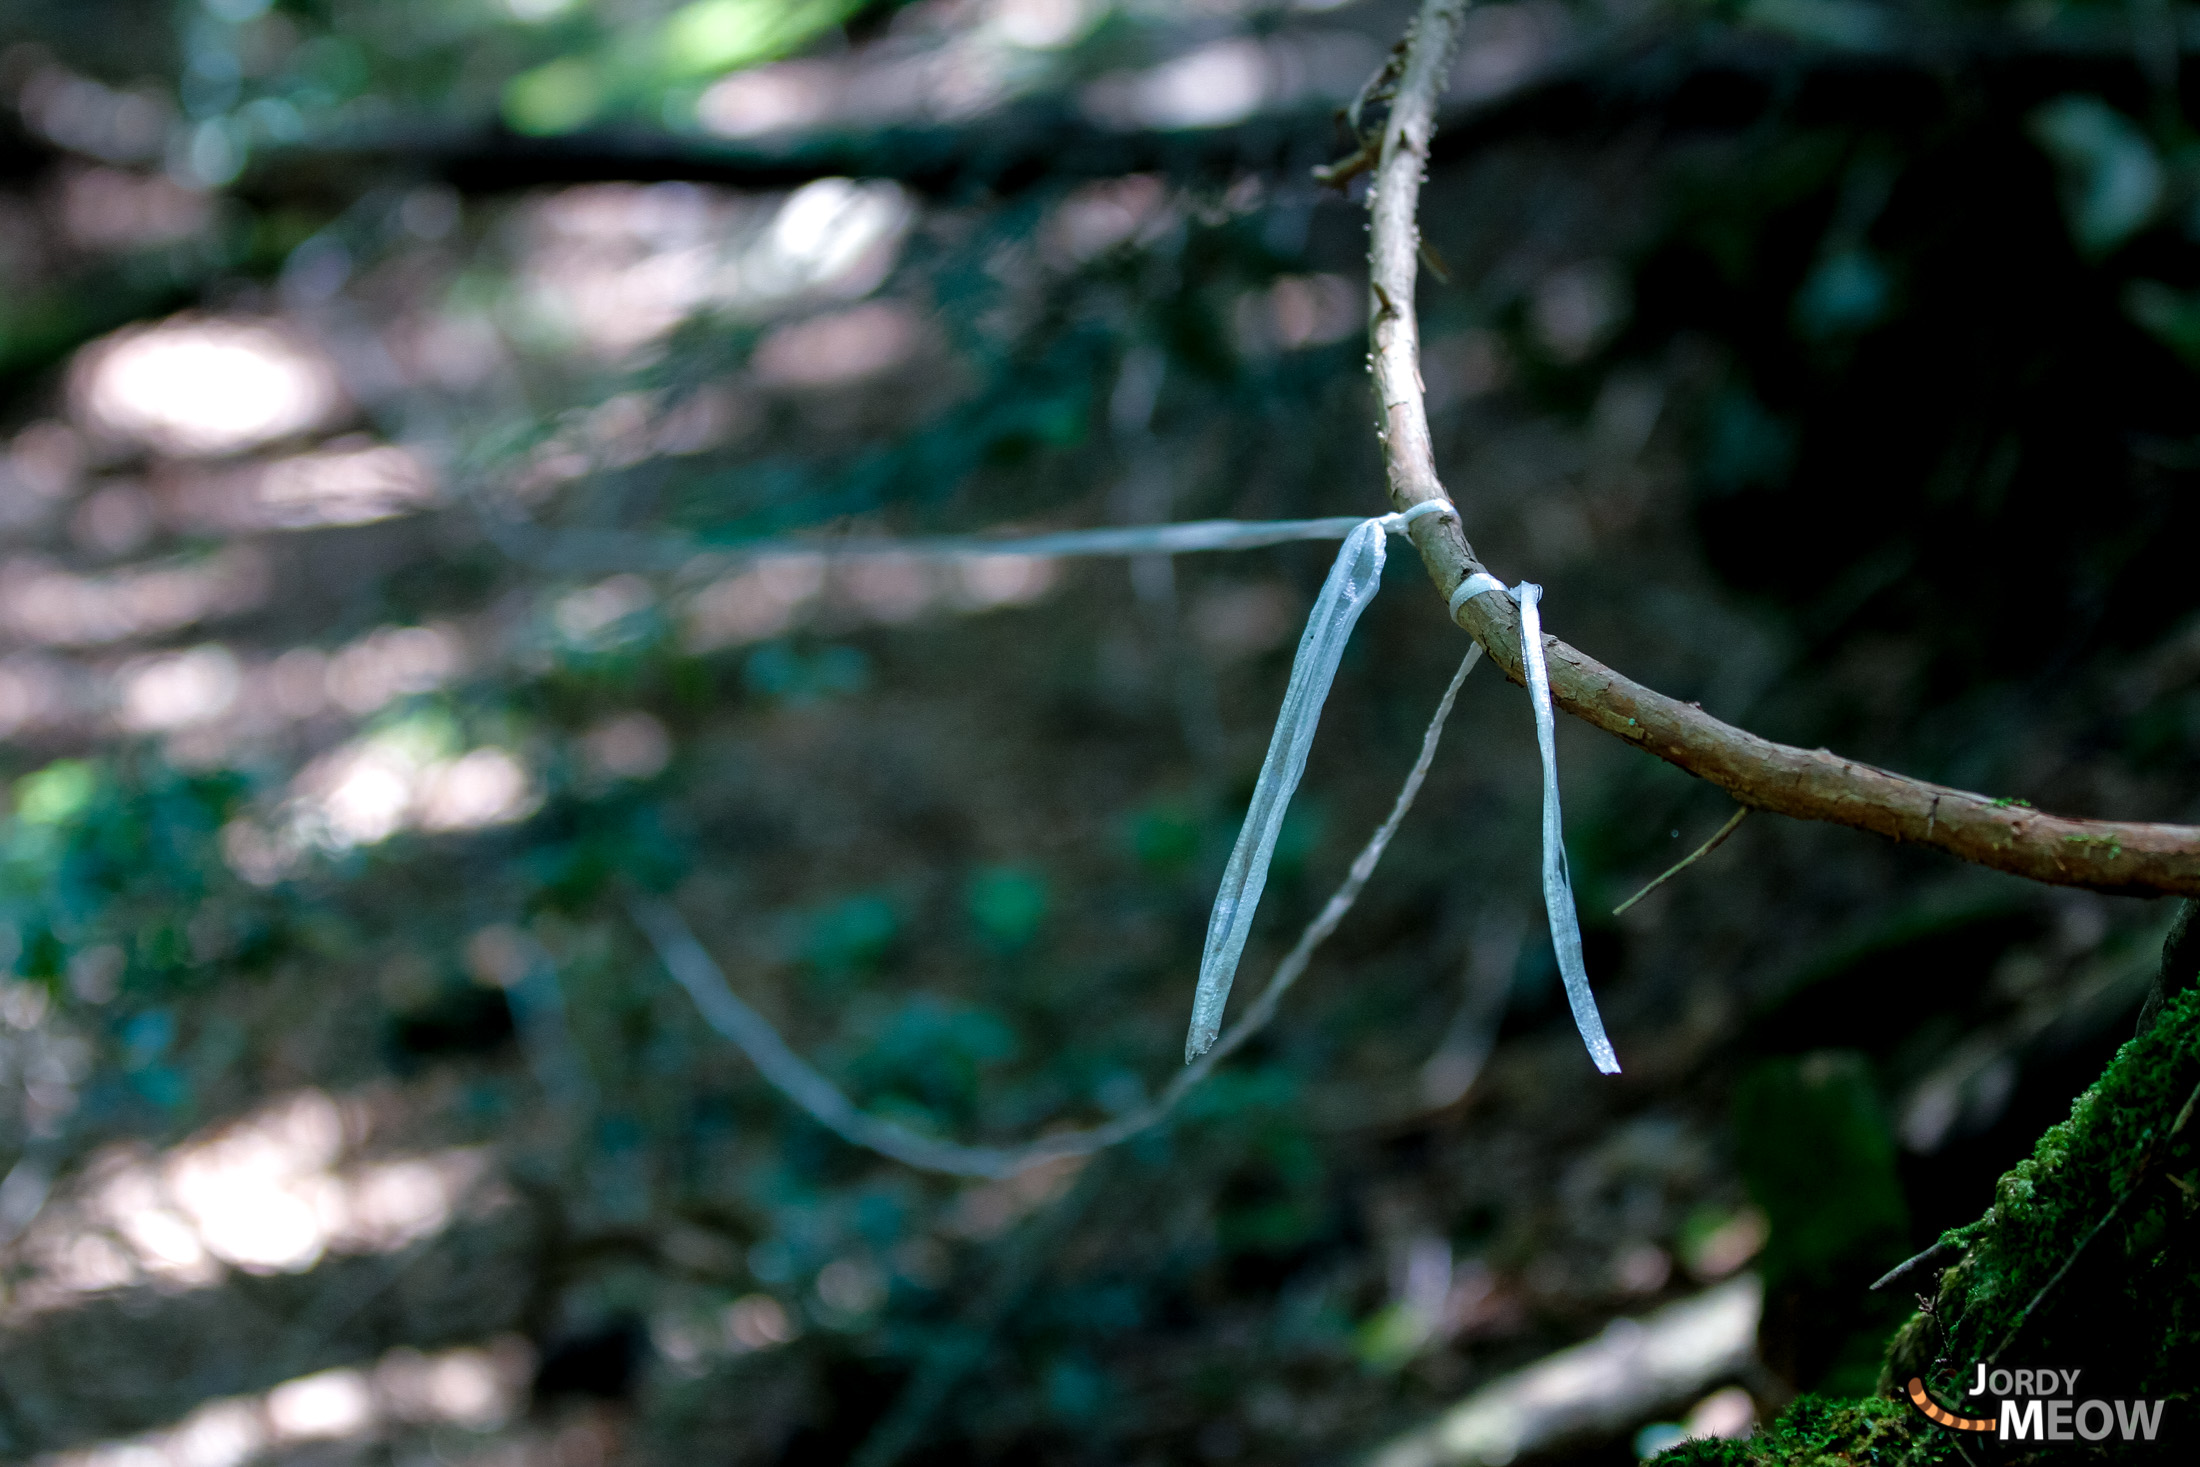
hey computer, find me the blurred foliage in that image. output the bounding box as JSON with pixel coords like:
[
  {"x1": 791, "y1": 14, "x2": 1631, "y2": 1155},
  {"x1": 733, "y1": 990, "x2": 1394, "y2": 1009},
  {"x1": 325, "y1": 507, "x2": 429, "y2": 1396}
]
[
  {"x1": 0, "y1": 0, "x2": 2197, "y2": 1463},
  {"x1": 1732, "y1": 1052, "x2": 1910, "y2": 1396},
  {"x1": 1886, "y1": 984, "x2": 2200, "y2": 1407},
  {"x1": 1663, "y1": 987, "x2": 2200, "y2": 1463}
]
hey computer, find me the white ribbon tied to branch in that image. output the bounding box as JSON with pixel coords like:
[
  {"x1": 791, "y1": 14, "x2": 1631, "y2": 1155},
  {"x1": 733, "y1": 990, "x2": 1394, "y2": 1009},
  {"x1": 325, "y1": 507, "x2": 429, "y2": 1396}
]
[
  {"x1": 1453, "y1": 571, "x2": 1621, "y2": 1074},
  {"x1": 1184, "y1": 499, "x2": 1454, "y2": 1062}
]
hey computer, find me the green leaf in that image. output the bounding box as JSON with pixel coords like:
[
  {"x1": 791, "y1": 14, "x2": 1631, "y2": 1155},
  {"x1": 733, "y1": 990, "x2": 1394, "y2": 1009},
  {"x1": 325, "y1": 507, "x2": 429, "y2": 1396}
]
[
  {"x1": 2030, "y1": 96, "x2": 2163, "y2": 258},
  {"x1": 966, "y1": 865, "x2": 1048, "y2": 951}
]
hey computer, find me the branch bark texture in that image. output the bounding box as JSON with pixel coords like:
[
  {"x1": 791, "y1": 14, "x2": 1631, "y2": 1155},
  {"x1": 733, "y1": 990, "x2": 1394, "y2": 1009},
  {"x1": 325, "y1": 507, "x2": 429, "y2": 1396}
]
[{"x1": 1367, "y1": 0, "x2": 2200, "y2": 897}]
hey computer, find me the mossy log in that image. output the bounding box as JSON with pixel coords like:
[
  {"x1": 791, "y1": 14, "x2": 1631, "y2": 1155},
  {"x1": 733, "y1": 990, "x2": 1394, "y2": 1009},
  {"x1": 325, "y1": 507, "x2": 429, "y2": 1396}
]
[{"x1": 1658, "y1": 925, "x2": 2200, "y2": 1463}]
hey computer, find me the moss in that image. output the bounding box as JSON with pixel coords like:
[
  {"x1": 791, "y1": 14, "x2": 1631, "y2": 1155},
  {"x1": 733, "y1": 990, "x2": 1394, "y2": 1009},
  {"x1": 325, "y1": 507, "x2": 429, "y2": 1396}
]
[
  {"x1": 1656, "y1": 985, "x2": 2198, "y2": 1463},
  {"x1": 1881, "y1": 984, "x2": 2200, "y2": 1407},
  {"x1": 1652, "y1": 1395, "x2": 1952, "y2": 1465}
]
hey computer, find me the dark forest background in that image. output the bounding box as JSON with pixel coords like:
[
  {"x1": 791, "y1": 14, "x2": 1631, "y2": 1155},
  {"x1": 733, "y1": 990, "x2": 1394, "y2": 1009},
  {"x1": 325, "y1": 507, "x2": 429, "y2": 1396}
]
[{"x1": 0, "y1": 1, "x2": 2196, "y2": 1463}]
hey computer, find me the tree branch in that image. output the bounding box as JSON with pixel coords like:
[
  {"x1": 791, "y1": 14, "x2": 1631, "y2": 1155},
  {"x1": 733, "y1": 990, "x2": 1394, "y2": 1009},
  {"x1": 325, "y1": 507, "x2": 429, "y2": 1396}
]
[
  {"x1": 200, "y1": 14, "x2": 2200, "y2": 203},
  {"x1": 236, "y1": 101, "x2": 1345, "y2": 204},
  {"x1": 1367, "y1": 0, "x2": 2200, "y2": 897}
]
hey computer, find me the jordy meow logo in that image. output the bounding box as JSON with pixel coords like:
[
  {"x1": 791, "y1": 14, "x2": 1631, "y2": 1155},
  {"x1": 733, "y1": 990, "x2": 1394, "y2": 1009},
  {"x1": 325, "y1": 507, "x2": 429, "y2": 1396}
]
[{"x1": 1906, "y1": 1363, "x2": 2167, "y2": 1442}]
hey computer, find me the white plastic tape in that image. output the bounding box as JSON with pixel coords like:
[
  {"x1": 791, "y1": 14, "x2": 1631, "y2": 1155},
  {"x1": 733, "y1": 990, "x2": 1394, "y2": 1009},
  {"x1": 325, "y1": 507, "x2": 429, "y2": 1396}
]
[
  {"x1": 1183, "y1": 501, "x2": 1455, "y2": 1062},
  {"x1": 1449, "y1": 573, "x2": 1620, "y2": 1074},
  {"x1": 1513, "y1": 583, "x2": 1620, "y2": 1074}
]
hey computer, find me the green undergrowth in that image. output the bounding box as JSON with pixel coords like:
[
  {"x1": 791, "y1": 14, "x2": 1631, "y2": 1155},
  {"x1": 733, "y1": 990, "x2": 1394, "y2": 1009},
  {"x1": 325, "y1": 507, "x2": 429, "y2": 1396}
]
[
  {"x1": 1655, "y1": 986, "x2": 2199, "y2": 1463},
  {"x1": 1650, "y1": 1396, "x2": 1955, "y2": 1466}
]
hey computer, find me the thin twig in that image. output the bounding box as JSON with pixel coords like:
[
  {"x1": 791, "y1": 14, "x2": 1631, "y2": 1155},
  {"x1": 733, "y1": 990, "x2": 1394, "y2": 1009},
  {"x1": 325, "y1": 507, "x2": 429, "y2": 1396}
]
[
  {"x1": 1312, "y1": 144, "x2": 1374, "y2": 190},
  {"x1": 1870, "y1": 1237, "x2": 1961, "y2": 1293},
  {"x1": 1329, "y1": 912, "x2": 1517, "y2": 1132},
  {"x1": 1611, "y1": 807, "x2": 1748, "y2": 917},
  {"x1": 1345, "y1": 42, "x2": 1407, "y2": 138},
  {"x1": 1417, "y1": 914, "x2": 1518, "y2": 1109},
  {"x1": 1361, "y1": 0, "x2": 2200, "y2": 897},
  {"x1": 634, "y1": 648, "x2": 1483, "y2": 1179}
]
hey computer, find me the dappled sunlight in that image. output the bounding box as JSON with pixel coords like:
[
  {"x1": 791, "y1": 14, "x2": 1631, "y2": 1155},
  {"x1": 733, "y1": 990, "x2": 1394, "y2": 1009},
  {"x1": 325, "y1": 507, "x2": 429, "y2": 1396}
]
[
  {"x1": 276, "y1": 731, "x2": 540, "y2": 857},
  {"x1": 693, "y1": 0, "x2": 1099, "y2": 139},
  {"x1": 9, "y1": 1090, "x2": 499, "y2": 1307},
  {"x1": 166, "y1": 442, "x2": 438, "y2": 532},
  {"x1": 16, "y1": 64, "x2": 169, "y2": 166},
  {"x1": 4, "y1": 1, "x2": 2179, "y2": 1461},
  {"x1": 114, "y1": 645, "x2": 242, "y2": 733},
  {"x1": 265, "y1": 1369, "x2": 375, "y2": 1441},
  {"x1": 751, "y1": 301, "x2": 924, "y2": 388},
  {"x1": 653, "y1": 1290, "x2": 799, "y2": 1374},
  {"x1": 0, "y1": 549, "x2": 268, "y2": 648},
  {"x1": 1086, "y1": 39, "x2": 1272, "y2": 130},
  {"x1": 682, "y1": 551, "x2": 1057, "y2": 650},
  {"x1": 745, "y1": 177, "x2": 913, "y2": 301},
  {"x1": 0, "y1": 656, "x2": 72, "y2": 738},
  {"x1": 321, "y1": 623, "x2": 467, "y2": 716},
  {"x1": 383, "y1": 305, "x2": 511, "y2": 393},
  {"x1": 835, "y1": 555, "x2": 933, "y2": 624},
  {"x1": 415, "y1": 748, "x2": 538, "y2": 833},
  {"x1": 683, "y1": 555, "x2": 825, "y2": 649},
  {"x1": 69, "y1": 483, "x2": 157, "y2": 557},
  {"x1": 30, "y1": 1339, "x2": 532, "y2": 1467},
  {"x1": 1043, "y1": 175, "x2": 1172, "y2": 266},
  {"x1": 833, "y1": 552, "x2": 1060, "y2": 624},
  {"x1": 0, "y1": 623, "x2": 465, "y2": 750},
  {"x1": 553, "y1": 574, "x2": 654, "y2": 646},
  {"x1": 292, "y1": 740, "x2": 417, "y2": 846},
  {"x1": 1236, "y1": 273, "x2": 1363, "y2": 354},
  {"x1": 953, "y1": 554, "x2": 1058, "y2": 610},
  {"x1": 516, "y1": 177, "x2": 912, "y2": 357},
  {"x1": 989, "y1": 0, "x2": 1098, "y2": 50},
  {"x1": 213, "y1": 711, "x2": 537, "y2": 879},
  {"x1": 579, "y1": 711, "x2": 672, "y2": 781},
  {"x1": 1082, "y1": 31, "x2": 1378, "y2": 131},
  {"x1": 57, "y1": 168, "x2": 211, "y2": 252},
  {"x1": 518, "y1": 184, "x2": 741, "y2": 356},
  {"x1": 1, "y1": 422, "x2": 89, "y2": 529},
  {"x1": 944, "y1": 1154, "x2": 1084, "y2": 1241},
  {"x1": 695, "y1": 60, "x2": 838, "y2": 138},
  {"x1": 71, "y1": 318, "x2": 344, "y2": 459}
]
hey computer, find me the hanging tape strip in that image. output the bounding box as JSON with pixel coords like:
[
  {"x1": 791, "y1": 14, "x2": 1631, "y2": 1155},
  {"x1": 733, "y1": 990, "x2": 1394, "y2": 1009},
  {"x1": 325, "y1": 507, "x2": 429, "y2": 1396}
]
[
  {"x1": 1449, "y1": 574, "x2": 1621, "y2": 1074},
  {"x1": 1182, "y1": 499, "x2": 1457, "y2": 1062}
]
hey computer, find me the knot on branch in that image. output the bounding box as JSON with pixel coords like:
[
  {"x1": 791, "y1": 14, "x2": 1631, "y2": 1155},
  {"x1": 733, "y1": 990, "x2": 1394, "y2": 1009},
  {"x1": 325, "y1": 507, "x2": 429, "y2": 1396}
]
[{"x1": 1313, "y1": 38, "x2": 1409, "y2": 190}]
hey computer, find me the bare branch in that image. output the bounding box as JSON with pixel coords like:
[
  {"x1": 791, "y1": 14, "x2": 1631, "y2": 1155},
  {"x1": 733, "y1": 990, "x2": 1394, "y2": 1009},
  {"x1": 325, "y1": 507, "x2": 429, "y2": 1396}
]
[{"x1": 1366, "y1": 0, "x2": 2200, "y2": 897}]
